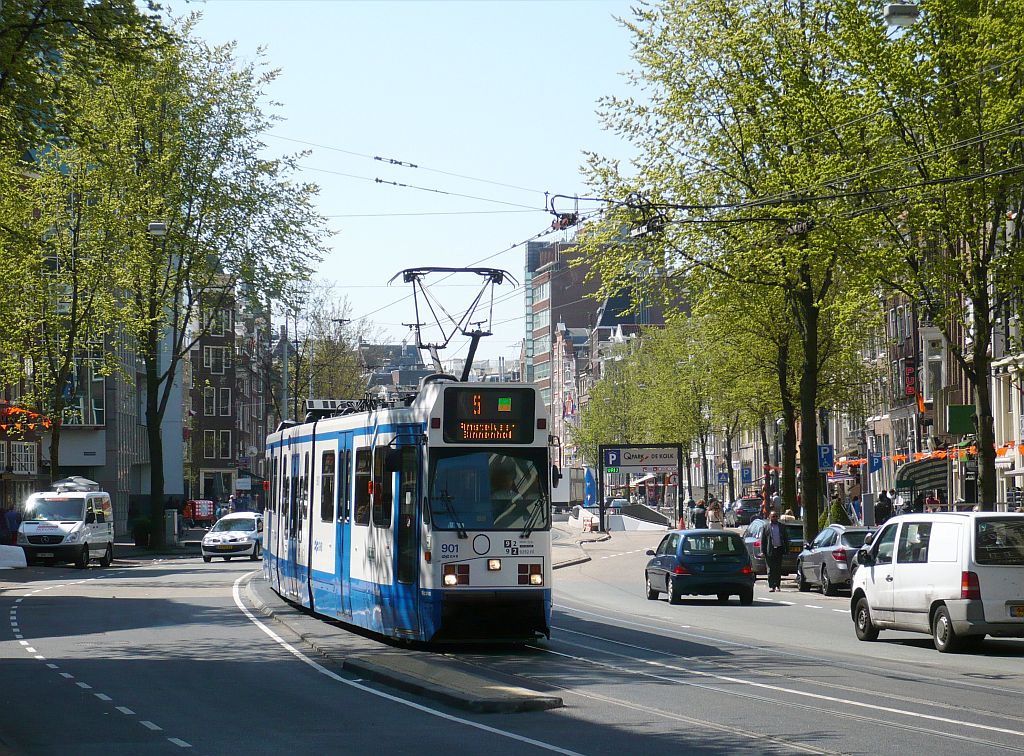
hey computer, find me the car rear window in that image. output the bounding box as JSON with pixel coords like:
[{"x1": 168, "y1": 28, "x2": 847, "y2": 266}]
[
  {"x1": 841, "y1": 531, "x2": 870, "y2": 548},
  {"x1": 682, "y1": 533, "x2": 744, "y2": 555},
  {"x1": 785, "y1": 524, "x2": 804, "y2": 541},
  {"x1": 975, "y1": 518, "x2": 1024, "y2": 565}
]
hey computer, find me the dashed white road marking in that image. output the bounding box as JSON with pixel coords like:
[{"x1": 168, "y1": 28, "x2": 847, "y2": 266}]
[
  {"x1": 95, "y1": 694, "x2": 112, "y2": 701},
  {"x1": 76, "y1": 682, "x2": 92, "y2": 689},
  {"x1": 116, "y1": 706, "x2": 135, "y2": 715},
  {"x1": 168, "y1": 737, "x2": 192, "y2": 748},
  {"x1": 59, "y1": 672, "x2": 74, "y2": 679},
  {"x1": 804, "y1": 605, "x2": 824, "y2": 609},
  {"x1": 140, "y1": 721, "x2": 162, "y2": 731}
]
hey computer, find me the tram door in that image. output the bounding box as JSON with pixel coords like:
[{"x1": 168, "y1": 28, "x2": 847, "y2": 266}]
[
  {"x1": 392, "y1": 445, "x2": 421, "y2": 635},
  {"x1": 349, "y1": 443, "x2": 376, "y2": 629},
  {"x1": 281, "y1": 451, "x2": 303, "y2": 601},
  {"x1": 336, "y1": 434, "x2": 353, "y2": 619},
  {"x1": 369, "y1": 444, "x2": 395, "y2": 631}
]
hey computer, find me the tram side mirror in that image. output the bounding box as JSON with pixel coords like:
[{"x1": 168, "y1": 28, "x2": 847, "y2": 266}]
[
  {"x1": 551, "y1": 464, "x2": 562, "y2": 487},
  {"x1": 384, "y1": 448, "x2": 403, "y2": 473}
]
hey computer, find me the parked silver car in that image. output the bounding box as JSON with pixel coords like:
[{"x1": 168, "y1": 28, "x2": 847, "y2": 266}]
[
  {"x1": 201, "y1": 512, "x2": 263, "y2": 562},
  {"x1": 796, "y1": 524, "x2": 875, "y2": 595}
]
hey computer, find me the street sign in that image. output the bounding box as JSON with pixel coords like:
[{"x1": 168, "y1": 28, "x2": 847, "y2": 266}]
[
  {"x1": 818, "y1": 444, "x2": 835, "y2": 473},
  {"x1": 741, "y1": 467, "x2": 752, "y2": 484},
  {"x1": 604, "y1": 447, "x2": 678, "y2": 471},
  {"x1": 717, "y1": 472, "x2": 728, "y2": 484},
  {"x1": 868, "y1": 452, "x2": 882, "y2": 474}
]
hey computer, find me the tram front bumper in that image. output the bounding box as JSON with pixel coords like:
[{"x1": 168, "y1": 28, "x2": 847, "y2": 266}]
[{"x1": 428, "y1": 588, "x2": 551, "y2": 642}]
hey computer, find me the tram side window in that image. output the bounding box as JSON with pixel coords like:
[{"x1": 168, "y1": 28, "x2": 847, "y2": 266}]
[
  {"x1": 354, "y1": 448, "x2": 371, "y2": 525},
  {"x1": 299, "y1": 452, "x2": 309, "y2": 526},
  {"x1": 269, "y1": 456, "x2": 277, "y2": 513},
  {"x1": 321, "y1": 450, "x2": 336, "y2": 522},
  {"x1": 287, "y1": 455, "x2": 297, "y2": 535},
  {"x1": 341, "y1": 449, "x2": 351, "y2": 521},
  {"x1": 372, "y1": 445, "x2": 394, "y2": 528}
]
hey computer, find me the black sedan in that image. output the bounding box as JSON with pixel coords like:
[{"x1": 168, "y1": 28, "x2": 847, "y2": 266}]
[
  {"x1": 645, "y1": 529, "x2": 755, "y2": 605},
  {"x1": 728, "y1": 497, "x2": 763, "y2": 527}
]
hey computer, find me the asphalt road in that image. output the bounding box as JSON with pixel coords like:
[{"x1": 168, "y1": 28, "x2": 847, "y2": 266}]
[{"x1": 3, "y1": 531, "x2": 1024, "y2": 755}]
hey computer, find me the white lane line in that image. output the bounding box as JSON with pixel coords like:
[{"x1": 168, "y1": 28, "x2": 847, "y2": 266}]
[
  {"x1": 95, "y1": 694, "x2": 112, "y2": 701},
  {"x1": 34, "y1": 655, "x2": 45, "y2": 660},
  {"x1": 18, "y1": 640, "x2": 28, "y2": 646},
  {"x1": 25, "y1": 647, "x2": 36, "y2": 653},
  {"x1": 76, "y1": 682, "x2": 92, "y2": 690},
  {"x1": 116, "y1": 707, "x2": 135, "y2": 715},
  {"x1": 46, "y1": 663, "x2": 58, "y2": 669},
  {"x1": 832, "y1": 609, "x2": 847, "y2": 614},
  {"x1": 59, "y1": 672, "x2": 74, "y2": 679},
  {"x1": 233, "y1": 573, "x2": 583, "y2": 756},
  {"x1": 551, "y1": 627, "x2": 1024, "y2": 740},
  {"x1": 167, "y1": 737, "x2": 192, "y2": 748},
  {"x1": 804, "y1": 605, "x2": 824, "y2": 609},
  {"x1": 140, "y1": 721, "x2": 162, "y2": 731}
]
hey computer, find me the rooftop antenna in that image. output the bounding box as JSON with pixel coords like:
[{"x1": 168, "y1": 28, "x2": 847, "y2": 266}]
[{"x1": 388, "y1": 267, "x2": 518, "y2": 381}]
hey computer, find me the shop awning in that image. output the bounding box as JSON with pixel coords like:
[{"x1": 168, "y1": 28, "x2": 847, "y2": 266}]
[{"x1": 895, "y1": 456, "x2": 949, "y2": 491}]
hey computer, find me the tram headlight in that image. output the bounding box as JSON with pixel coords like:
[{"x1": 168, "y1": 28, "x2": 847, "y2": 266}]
[
  {"x1": 443, "y1": 563, "x2": 469, "y2": 586},
  {"x1": 487, "y1": 559, "x2": 501, "y2": 571},
  {"x1": 518, "y1": 563, "x2": 544, "y2": 586}
]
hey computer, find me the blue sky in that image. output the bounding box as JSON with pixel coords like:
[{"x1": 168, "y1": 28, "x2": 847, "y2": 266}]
[{"x1": 162, "y1": 0, "x2": 637, "y2": 361}]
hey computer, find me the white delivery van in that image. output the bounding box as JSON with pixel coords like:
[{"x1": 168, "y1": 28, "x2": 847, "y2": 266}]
[
  {"x1": 850, "y1": 512, "x2": 1024, "y2": 652},
  {"x1": 17, "y1": 489, "x2": 115, "y2": 568}
]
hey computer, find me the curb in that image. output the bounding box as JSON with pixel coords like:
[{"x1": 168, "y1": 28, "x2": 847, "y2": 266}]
[{"x1": 243, "y1": 576, "x2": 562, "y2": 713}]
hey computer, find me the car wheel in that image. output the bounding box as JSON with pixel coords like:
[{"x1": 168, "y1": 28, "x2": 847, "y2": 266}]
[
  {"x1": 250, "y1": 543, "x2": 261, "y2": 561},
  {"x1": 203, "y1": 556, "x2": 212, "y2": 563},
  {"x1": 667, "y1": 577, "x2": 682, "y2": 605},
  {"x1": 645, "y1": 575, "x2": 659, "y2": 600},
  {"x1": 739, "y1": 588, "x2": 754, "y2": 605},
  {"x1": 717, "y1": 592, "x2": 730, "y2": 604},
  {"x1": 98, "y1": 544, "x2": 113, "y2": 568},
  {"x1": 797, "y1": 562, "x2": 810, "y2": 592},
  {"x1": 821, "y1": 568, "x2": 837, "y2": 596},
  {"x1": 932, "y1": 605, "x2": 964, "y2": 653},
  {"x1": 75, "y1": 545, "x2": 90, "y2": 569},
  {"x1": 854, "y1": 597, "x2": 879, "y2": 641}
]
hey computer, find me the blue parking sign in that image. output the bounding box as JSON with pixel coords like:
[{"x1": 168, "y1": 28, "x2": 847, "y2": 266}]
[
  {"x1": 604, "y1": 449, "x2": 620, "y2": 468},
  {"x1": 741, "y1": 467, "x2": 752, "y2": 484},
  {"x1": 817, "y1": 444, "x2": 834, "y2": 472}
]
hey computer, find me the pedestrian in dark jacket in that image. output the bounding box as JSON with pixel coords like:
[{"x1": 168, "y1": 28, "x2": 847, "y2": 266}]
[
  {"x1": 692, "y1": 500, "x2": 707, "y2": 529},
  {"x1": 759, "y1": 510, "x2": 790, "y2": 592}
]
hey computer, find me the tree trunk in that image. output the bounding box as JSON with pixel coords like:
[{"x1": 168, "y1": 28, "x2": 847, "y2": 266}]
[
  {"x1": 145, "y1": 340, "x2": 167, "y2": 549},
  {"x1": 794, "y1": 272, "x2": 821, "y2": 543},
  {"x1": 725, "y1": 430, "x2": 735, "y2": 503},
  {"x1": 759, "y1": 416, "x2": 772, "y2": 494},
  {"x1": 776, "y1": 341, "x2": 799, "y2": 519},
  {"x1": 973, "y1": 338, "x2": 997, "y2": 511}
]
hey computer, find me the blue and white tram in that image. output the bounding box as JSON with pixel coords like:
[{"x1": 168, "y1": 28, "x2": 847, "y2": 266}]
[{"x1": 263, "y1": 376, "x2": 553, "y2": 642}]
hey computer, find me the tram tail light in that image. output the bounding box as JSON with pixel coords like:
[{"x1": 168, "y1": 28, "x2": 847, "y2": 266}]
[
  {"x1": 518, "y1": 563, "x2": 544, "y2": 586},
  {"x1": 443, "y1": 563, "x2": 469, "y2": 586}
]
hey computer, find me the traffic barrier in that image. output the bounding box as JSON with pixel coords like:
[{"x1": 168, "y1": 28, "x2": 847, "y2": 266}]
[{"x1": 583, "y1": 519, "x2": 594, "y2": 533}]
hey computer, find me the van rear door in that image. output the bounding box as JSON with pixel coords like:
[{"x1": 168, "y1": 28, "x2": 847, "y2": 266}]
[{"x1": 973, "y1": 516, "x2": 1024, "y2": 624}]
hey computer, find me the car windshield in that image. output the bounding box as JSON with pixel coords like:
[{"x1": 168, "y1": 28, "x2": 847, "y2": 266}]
[
  {"x1": 211, "y1": 518, "x2": 257, "y2": 533},
  {"x1": 975, "y1": 518, "x2": 1024, "y2": 565},
  {"x1": 682, "y1": 533, "x2": 744, "y2": 555},
  {"x1": 428, "y1": 448, "x2": 549, "y2": 532},
  {"x1": 24, "y1": 497, "x2": 83, "y2": 521},
  {"x1": 841, "y1": 531, "x2": 871, "y2": 548}
]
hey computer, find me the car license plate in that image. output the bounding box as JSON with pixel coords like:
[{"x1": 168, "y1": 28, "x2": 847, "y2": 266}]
[
  {"x1": 36, "y1": 552, "x2": 54, "y2": 558},
  {"x1": 217, "y1": 544, "x2": 232, "y2": 550},
  {"x1": 1012, "y1": 605, "x2": 1024, "y2": 618},
  {"x1": 789, "y1": 545, "x2": 801, "y2": 554}
]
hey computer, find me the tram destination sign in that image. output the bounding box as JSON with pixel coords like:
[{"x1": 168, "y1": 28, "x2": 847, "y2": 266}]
[
  {"x1": 603, "y1": 447, "x2": 679, "y2": 471},
  {"x1": 443, "y1": 386, "x2": 536, "y2": 444}
]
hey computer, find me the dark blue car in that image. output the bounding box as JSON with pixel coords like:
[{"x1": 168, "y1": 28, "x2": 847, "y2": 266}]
[{"x1": 645, "y1": 529, "x2": 755, "y2": 605}]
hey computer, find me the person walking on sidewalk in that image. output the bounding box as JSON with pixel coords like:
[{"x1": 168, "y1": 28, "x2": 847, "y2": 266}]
[
  {"x1": 691, "y1": 499, "x2": 708, "y2": 529},
  {"x1": 760, "y1": 510, "x2": 790, "y2": 592},
  {"x1": 706, "y1": 499, "x2": 724, "y2": 529}
]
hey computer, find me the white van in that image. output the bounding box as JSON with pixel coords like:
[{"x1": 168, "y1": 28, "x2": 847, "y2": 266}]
[
  {"x1": 17, "y1": 490, "x2": 115, "y2": 568},
  {"x1": 850, "y1": 512, "x2": 1024, "y2": 652}
]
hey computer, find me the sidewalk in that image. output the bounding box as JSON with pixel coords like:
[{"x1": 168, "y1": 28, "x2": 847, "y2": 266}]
[{"x1": 551, "y1": 520, "x2": 610, "y2": 569}]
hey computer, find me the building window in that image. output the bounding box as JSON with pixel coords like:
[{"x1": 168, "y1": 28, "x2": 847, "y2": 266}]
[
  {"x1": 533, "y1": 281, "x2": 550, "y2": 303},
  {"x1": 0, "y1": 441, "x2": 6, "y2": 470},
  {"x1": 204, "y1": 386, "x2": 215, "y2": 416},
  {"x1": 534, "y1": 309, "x2": 550, "y2": 331},
  {"x1": 10, "y1": 441, "x2": 35, "y2": 473},
  {"x1": 220, "y1": 430, "x2": 231, "y2": 459},
  {"x1": 220, "y1": 387, "x2": 231, "y2": 416},
  {"x1": 204, "y1": 430, "x2": 216, "y2": 459}
]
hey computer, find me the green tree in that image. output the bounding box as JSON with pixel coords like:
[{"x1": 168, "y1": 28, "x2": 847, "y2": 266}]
[{"x1": 87, "y1": 28, "x2": 327, "y2": 545}]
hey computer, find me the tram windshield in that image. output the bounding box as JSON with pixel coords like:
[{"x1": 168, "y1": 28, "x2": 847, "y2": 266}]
[{"x1": 428, "y1": 448, "x2": 549, "y2": 533}]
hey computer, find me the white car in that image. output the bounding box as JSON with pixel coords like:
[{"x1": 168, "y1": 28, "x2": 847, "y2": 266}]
[
  {"x1": 202, "y1": 513, "x2": 263, "y2": 562},
  {"x1": 851, "y1": 511, "x2": 1024, "y2": 652}
]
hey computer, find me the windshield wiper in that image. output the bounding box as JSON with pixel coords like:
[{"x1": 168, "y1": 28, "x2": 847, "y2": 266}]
[
  {"x1": 520, "y1": 495, "x2": 548, "y2": 538},
  {"x1": 432, "y1": 492, "x2": 467, "y2": 539}
]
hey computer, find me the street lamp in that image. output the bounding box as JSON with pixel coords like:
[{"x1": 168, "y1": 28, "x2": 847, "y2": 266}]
[
  {"x1": 883, "y1": 3, "x2": 920, "y2": 27},
  {"x1": 147, "y1": 221, "x2": 167, "y2": 237}
]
